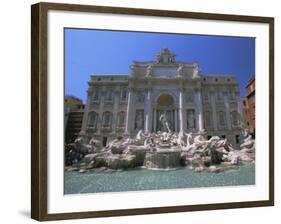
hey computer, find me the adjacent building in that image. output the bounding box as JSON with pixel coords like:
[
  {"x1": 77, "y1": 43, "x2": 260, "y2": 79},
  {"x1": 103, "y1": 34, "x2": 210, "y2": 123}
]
[
  {"x1": 80, "y1": 49, "x2": 244, "y2": 146},
  {"x1": 238, "y1": 97, "x2": 248, "y2": 129},
  {"x1": 245, "y1": 76, "x2": 255, "y2": 133},
  {"x1": 65, "y1": 95, "x2": 85, "y2": 143}
]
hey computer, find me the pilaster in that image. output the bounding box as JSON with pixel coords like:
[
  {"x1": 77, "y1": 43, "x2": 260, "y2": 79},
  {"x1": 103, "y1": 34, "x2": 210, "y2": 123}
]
[
  {"x1": 223, "y1": 91, "x2": 232, "y2": 131},
  {"x1": 125, "y1": 86, "x2": 135, "y2": 135},
  {"x1": 195, "y1": 87, "x2": 204, "y2": 131},
  {"x1": 112, "y1": 88, "x2": 120, "y2": 133},
  {"x1": 179, "y1": 88, "x2": 184, "y2": 133},
  {"x1": 144, "y1": 86, "x2": 153, "y2": 133},
  {"x1": 210, "y1": 90, "x2": 218, "y2": 131}
]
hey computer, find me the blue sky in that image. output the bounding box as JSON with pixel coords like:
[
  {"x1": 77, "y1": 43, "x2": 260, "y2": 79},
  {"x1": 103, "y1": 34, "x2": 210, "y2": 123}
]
[{"x1": 65, "y1": 28, "x2": 255, "y2": 103}]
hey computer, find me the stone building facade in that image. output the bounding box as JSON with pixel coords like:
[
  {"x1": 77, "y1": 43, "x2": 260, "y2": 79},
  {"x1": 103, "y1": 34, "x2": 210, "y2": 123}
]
[
  {"x1": 80, "y1": 49, "x2": 243, "y2": 146},
  {"x1": 245, "y1": 76, "x2": 255, "y2": 133},
  {"x1": 65, "y1": 95, "x2": 85, "y2": 143}
]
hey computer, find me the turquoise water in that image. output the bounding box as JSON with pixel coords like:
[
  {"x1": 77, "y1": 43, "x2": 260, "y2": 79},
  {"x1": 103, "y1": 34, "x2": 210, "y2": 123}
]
[{"x1": 64, "y1": 164, "x2": 255, "y2": 194}]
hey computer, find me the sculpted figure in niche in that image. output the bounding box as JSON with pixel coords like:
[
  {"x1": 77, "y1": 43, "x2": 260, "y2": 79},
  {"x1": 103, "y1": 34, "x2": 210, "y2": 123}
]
[
  {"x1": 159, "y1": 111, "x2": 171, "y2": 133},
  {"x1": 187, "y1": 109, "x2": 195, "y2": 129},
  {"x1": 135, "y1": 110, "x2": 144, "y2": 129}
]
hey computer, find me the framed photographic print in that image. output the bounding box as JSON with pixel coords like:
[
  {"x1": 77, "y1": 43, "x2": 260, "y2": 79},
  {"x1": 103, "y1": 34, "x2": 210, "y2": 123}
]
[{"x1": 31, "y1": 2, "x2": 274, "y2": 221}]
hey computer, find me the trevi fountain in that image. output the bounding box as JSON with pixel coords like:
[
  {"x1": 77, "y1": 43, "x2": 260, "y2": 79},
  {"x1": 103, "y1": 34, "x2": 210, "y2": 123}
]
[{"x1": 65, "y1": 112, "x2": 255, "y2": 194}]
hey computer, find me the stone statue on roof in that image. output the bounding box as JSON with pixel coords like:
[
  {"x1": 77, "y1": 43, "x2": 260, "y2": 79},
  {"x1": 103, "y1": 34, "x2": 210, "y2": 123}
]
[{"x1": 156, "y1": 48, "x2": 176, "y2": 64}]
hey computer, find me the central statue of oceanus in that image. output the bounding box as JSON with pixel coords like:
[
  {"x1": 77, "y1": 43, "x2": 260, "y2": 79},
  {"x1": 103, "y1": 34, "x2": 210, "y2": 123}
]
[{"x1": 159, "y1": 111, "x2": 171, "y2": 133}]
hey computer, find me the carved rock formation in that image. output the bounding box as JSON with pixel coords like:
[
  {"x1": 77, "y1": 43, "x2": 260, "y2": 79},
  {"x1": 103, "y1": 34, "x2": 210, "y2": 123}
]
[{"x1": 65, "y1": 129, "x2": 255, "y2": 173}]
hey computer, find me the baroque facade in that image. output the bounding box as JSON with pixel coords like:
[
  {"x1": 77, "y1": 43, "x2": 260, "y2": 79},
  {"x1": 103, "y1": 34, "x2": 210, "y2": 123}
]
[{"x1": 80, "y1": 49, "x2": 243, "y2": 146}]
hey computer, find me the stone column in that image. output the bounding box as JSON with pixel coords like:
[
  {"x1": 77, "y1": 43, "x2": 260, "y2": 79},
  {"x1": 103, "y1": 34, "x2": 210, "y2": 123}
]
[
  {"x1": 97, "y1": 92, "x2": 105, "y2": 135},
  {"x1": 153, "y1": 107, "x2": 157, "y2": 132},
  {"x1": 195, "y1": 88, "x2": 204, "y2": 131},
  {"x1": 144, "y1": 88, "x2": 153, "y2": 133},
  {"x1": 172, "y1": 110, "x2": 174, "y2": 131},
  {"x1": 179, "y1": 89, "x2": 184, "y2": 133},
  {"x1": 112, "y1": 89, "x2": 120, "y2": 133},
  {"x1": 125, "y1": 87, "x2": 135, "y2": 135},
  {"x1": 210, "y1": 91, "x2": 218, "y2": 131},
  {"x1": 174, "y1": 108, "x2": 178, "y2": 132},
  {"x1": 223, "y1": 92, "x2": 232, "y2": 130}
]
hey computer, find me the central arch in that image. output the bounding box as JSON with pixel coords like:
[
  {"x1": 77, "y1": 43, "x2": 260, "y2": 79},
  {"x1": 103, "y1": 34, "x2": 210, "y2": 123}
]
[
  {"x1": 154, "y1": 93, "x2": 177, "y2": 132},
  {"x1": 157, "y1": 93, "x2": 174, "y2": 107}
]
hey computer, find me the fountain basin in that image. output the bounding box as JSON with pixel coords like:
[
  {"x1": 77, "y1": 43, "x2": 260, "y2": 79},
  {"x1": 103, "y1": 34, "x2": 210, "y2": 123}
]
[{"x1": 144, "y1": 149, "x2": 181, "y2": 169}]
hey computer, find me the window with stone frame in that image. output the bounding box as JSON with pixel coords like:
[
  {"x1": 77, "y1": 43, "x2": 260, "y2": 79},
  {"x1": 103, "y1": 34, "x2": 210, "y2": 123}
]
[
  {"x1": 120, "y1": 88, "x2": 127, "y2": 101},
  {"x1": 231, "y1": 110, "x2": 240, "y2": 126},
  {"x1": 93, "y1": 89, "x2": 100, "y2": 101},
  {"x1": 102, "y1": 111, "x2": 112, "y2": 127},
  {"x1": 216, "y1": 90, "x2": 223, "y2": 101},
  {"x1": 230, "y1": 102, "x2": 238, "y2": 108},
  {"x1": 229, "y1": 90, "x2": 236, "y2": 100},
  {"x1": 185, "y1": 91, "x2": 194, "y2": 103},
  {"x1": 88, "y1": 111, "x2": 99, "y2": 128},
  {"x1": 203, "y1": 91, "x2": 209, "y2": 101},
  {"x1": 106, "y1": 88, "x2": 114, "y2": 101},
  {"x1": 117, "y1": 111, "x2": 126, "y2": 126},
  {"x1": 218, "y1": 111, "x2": 226, "y2": 126}
]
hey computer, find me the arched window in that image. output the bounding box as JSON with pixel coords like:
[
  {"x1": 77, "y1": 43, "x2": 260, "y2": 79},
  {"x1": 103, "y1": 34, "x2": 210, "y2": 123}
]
[
  {"x1": 231, "y1": 111, "x2": 239, "y2": 126},
  {"x1": 88, "y1": 111, "x2": 98, "y2": 127},
  {"x1": 102, "y1": 111, "x2": 112, "y2": 127},
  {"x1": 117, "y1": 111, "x2": 126, "y2": 126},
  {"x1": 218, "y1": 111, "x2": 226, "y2": 126}
]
